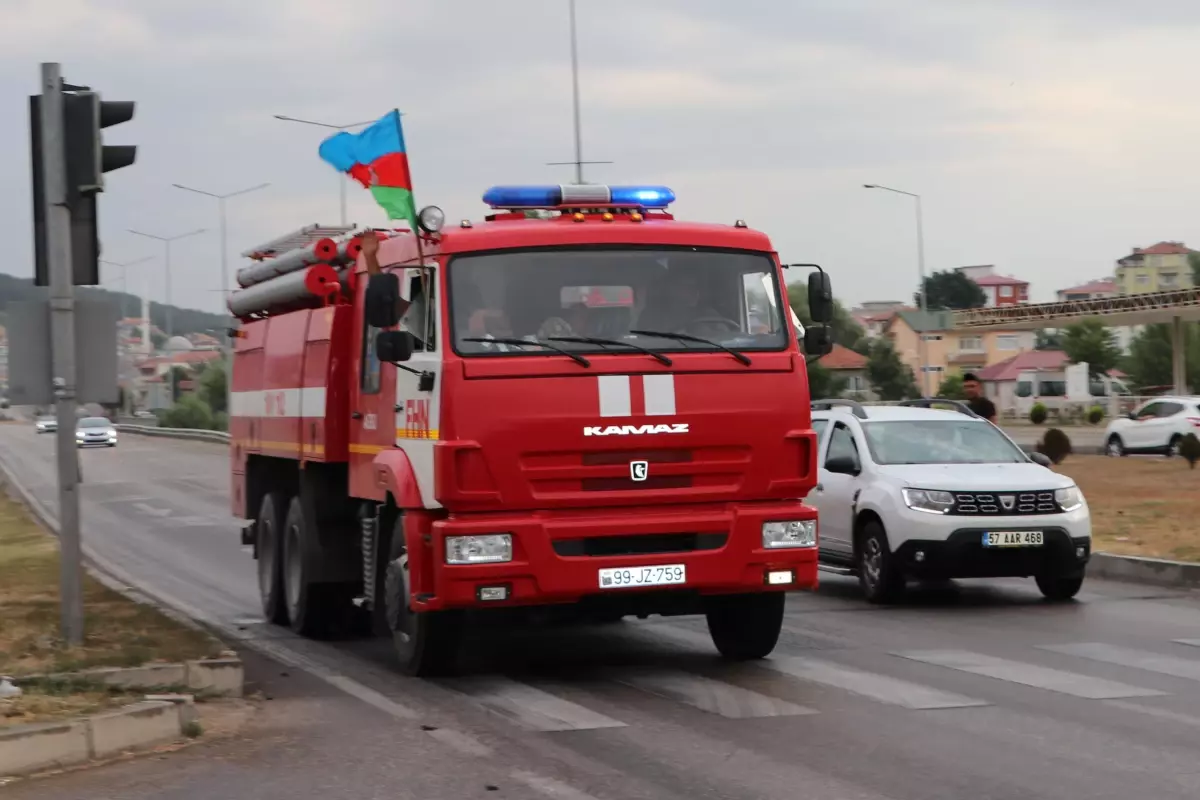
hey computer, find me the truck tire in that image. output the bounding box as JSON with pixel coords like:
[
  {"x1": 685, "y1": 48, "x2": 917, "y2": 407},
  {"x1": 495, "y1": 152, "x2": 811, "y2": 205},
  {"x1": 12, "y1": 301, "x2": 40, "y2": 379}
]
[
  {"x1": 281, "y1": 495, "x2": 346, "y2": 638},
  {"x1": 256, "y1": 491, "x2": 289, "y2": 626},
  {"x1": 857, "y1": 519, "x2": 905, "y2": 604},
  {"x1": 383, "y1": 515, "x2": 463, "y2": 676},
  {"x1": 704, "y1": 592, "x2": 785, "y2": 660}
]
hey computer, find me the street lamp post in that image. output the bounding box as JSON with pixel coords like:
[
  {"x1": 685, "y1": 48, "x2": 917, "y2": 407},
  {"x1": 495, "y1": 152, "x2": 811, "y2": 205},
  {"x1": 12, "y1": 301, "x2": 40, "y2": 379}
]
[
  {"x1": 863, "y1": 183, "x2": 929, "y2": 397},
  {"x1": 273, "y1": 114, "x2": 375, "y2": 226},
  {"x1": 128, "y1": 228, "x2": 206, "y2": 344},
  {"x1": 99, "y1": 256, "x2": 153, "y2": 319}
]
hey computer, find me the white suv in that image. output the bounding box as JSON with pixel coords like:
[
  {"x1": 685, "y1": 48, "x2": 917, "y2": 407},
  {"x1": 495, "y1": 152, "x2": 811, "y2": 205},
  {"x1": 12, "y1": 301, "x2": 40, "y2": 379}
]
[
  {"x1": 808, "y1": 399, "x2": 1092, "y2": 603},
  {"x1": 1102, "y1": 396, "x2": 1200, "y2": 457}
]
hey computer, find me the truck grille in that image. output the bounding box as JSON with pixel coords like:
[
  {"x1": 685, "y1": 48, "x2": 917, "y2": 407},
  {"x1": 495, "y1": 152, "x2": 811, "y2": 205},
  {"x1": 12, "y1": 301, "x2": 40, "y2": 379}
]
[
  {"x1": 951, "y1": 491, "x2": 1059, "y2": 516},
  {"x1": 552, "y1": 532, "x2": 727, "y2": 558},
  {"x1": 521, "y1": 446, "x2": 750, "y2": 499}
]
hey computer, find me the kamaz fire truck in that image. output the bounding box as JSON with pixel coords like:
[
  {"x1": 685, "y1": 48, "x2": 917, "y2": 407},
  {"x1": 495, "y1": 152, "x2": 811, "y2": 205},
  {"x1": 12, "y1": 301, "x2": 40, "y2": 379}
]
[{"x1": 227, "y1": 184, "x2": 836, "y2": 675}]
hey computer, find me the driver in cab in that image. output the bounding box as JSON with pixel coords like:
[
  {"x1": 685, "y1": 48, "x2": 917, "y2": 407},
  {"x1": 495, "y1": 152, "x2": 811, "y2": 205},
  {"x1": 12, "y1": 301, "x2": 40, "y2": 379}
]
[{"x1": 650, "y1": 274, "x2": 723, "y2": 333}]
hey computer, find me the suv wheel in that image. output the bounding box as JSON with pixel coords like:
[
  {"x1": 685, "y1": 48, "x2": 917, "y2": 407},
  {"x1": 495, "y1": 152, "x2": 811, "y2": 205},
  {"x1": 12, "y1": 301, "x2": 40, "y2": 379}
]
[
  {"x1": 1036, "y1": 573, "x2": 1084, "y2": 602},
  {"x1": 857, "y1": 520, "x2": 904, "y2": 604},
  {"x1": 1167, "y1": 435, "x2": 1182, "y2": 458},
  {"x1": 1105, "y1": 435, "x2": 1125, "y2": 457}
]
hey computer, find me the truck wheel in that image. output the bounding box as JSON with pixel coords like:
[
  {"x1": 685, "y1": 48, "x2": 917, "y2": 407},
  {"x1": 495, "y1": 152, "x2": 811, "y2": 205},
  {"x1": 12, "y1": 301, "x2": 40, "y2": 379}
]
[
  {"x1": 256, "y1": 491, "x2": 289, "y2": 626},
  {"x1": 704, "y1": 592, "x2": 785, "y2": 660},
  {"x1": 857, "y1": 520, "x2": 905, "y2": 604},
  {"x1": 383, "y1": 515, "x2": 463, "y2": 676},
  {"x1": 1036, "y1": 573, "x2": 1084, "y2": 602},
  {"x1": 281, "y1": 495, "x2": 343, "y2": 638}
]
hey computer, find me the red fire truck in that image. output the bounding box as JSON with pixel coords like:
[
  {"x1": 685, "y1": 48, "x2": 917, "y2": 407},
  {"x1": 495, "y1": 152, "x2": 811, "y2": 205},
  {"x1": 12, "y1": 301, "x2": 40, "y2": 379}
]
[{"x1": 228, "y1": 184, "x2": 835, "y2": 675}]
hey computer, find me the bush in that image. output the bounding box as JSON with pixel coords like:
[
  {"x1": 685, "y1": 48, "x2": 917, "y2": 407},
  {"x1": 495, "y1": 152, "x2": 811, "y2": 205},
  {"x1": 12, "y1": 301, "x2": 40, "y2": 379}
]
[
  {"x1": 1030, "y1": 402, "x2": 1048, "y2": 425},
  {"x1": 1180, "y1": 433, "x2": 1200, "y2": 470},
  {"x1": 159, "y1": 394, "x2": 215, "y2": 431},
  {"x1": 1086, "y1": 405, "x2": 1104, "y2": 425},
  {"x1": 1037, "y1": 427, "x2": 1073, "y2": 465}
]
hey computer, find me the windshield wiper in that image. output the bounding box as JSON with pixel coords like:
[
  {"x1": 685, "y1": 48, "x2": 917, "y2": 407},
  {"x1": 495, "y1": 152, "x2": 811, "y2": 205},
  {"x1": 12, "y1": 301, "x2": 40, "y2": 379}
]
[
  {"x1": 461, "y1": 337, "x2": 591, "y2": 367},
  {"x1": 629, "y1": 329, "x2": 752, "y2": 365},
  {"x1": 547, "y1": 336, "x2": 673, "y2": 366}
]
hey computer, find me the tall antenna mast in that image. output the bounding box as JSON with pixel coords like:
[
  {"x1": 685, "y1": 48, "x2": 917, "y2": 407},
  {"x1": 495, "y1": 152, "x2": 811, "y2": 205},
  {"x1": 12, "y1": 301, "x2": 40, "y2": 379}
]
[{"x1": 547, "y1": 0, "x2": 610, "y2": 184}]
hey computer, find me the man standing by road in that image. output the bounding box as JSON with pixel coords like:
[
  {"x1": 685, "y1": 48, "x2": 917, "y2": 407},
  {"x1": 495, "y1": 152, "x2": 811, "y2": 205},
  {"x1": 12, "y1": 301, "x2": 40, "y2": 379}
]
[{"x1": 962, "y1": 372, "x2": 997, "y2": 423}]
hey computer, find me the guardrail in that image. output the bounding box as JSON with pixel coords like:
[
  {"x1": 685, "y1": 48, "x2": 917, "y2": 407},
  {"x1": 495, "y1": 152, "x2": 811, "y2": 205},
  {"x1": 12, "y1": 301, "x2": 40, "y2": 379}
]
[{"x1": 115, "y1": 424, "x2": 230, "y2": 444}]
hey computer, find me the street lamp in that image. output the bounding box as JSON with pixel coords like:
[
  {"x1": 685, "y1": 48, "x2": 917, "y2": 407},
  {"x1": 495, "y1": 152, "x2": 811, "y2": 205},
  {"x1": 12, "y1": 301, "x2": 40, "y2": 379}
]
[
  {"x1": 127, "y1": 228, "x2": 206, "y2": 344},
  {"x1": 273, "y1": 114, "x2": 375, "y2": 226},
  {"x1": 99, "y1": 256, "x2": 153, "y2": 318},
  {"x1": 863, "y1": 183, "x2": 929, "y2": 397}
]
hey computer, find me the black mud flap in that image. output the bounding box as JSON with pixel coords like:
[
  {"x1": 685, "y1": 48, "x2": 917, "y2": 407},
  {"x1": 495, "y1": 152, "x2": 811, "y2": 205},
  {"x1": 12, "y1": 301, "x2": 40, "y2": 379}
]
[{"x1": 239, "y1": 520, "x2": 256, "y2": 553}]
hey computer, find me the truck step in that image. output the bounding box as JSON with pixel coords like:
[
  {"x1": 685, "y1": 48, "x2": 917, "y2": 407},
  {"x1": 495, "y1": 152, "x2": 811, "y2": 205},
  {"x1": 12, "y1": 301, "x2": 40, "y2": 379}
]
[{"x1": 818, "y1": 563, "x2": 856, "y2": 576}]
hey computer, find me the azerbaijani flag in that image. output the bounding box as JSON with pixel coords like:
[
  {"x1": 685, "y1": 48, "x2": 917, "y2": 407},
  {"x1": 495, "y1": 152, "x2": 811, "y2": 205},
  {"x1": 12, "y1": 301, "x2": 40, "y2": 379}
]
[{"x1": 318, "y1": 109, "x2": 417, "y2": 230}]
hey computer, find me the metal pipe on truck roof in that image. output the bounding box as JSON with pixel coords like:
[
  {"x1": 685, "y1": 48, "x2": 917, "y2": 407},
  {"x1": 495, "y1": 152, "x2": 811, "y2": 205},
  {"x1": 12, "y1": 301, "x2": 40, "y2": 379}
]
[
  {"x1": 227, "y1": 264, "x2": 348, "y2": 318},
  {"x1": 235, "y1": 237, "x2": 338, "y2": 288}
]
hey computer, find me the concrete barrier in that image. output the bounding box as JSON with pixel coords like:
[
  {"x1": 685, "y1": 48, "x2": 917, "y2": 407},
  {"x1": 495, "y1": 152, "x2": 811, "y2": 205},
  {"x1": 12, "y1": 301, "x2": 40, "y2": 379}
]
[{"x1": 1088, "y1": 552, "x2": 1200, "y2": 590}]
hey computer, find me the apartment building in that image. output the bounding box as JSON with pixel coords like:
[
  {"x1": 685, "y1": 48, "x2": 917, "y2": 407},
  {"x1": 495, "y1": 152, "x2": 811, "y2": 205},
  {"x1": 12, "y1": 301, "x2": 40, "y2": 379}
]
[
  {"x1": 884, "y1": 309, "x2": 1035, "y2": 392},
  {"x1": 955, "y1": 265, "x2": 1029, "y2": 307},
  {"x1": 1115, "y1": 241, "x2": 1195, "y2": 294}
]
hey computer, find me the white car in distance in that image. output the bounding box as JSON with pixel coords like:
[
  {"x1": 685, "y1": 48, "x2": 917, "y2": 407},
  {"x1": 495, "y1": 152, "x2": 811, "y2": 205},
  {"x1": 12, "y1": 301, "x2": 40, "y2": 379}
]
[
  {"x1": 1102, "y1": 396, "x2": 1200, "y2": 457},
  {"x1": 808, "y1": 399, "x2": 1091, "y2": 603},
  {"x1": 75, "y1": 416, "x2": 118, "y2": 448},
  {"x1": 35, "y1": 415, "x2": 57, "y2": 433}
]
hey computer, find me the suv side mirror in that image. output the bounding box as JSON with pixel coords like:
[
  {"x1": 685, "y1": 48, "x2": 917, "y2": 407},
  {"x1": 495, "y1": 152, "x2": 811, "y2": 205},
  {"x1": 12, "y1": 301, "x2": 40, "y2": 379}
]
[
  {"x1": 804, "y1": 325, "x2": 833, "y2": 357},
  {"x1": 365, "y1": 272, "x2": 402, "y2": 329},
  {"x1": 1029, "y1": 452, "x2": 1052, "y2": 468},
  {"x1": 376, "y1": 330, "x2": 415, "y2": 363},
  {"x1": 808, "y1": 270, "x2": 834, "y2": 324},
  {"x1": 825, "y1": 454, "x2": 860, "y2": 475}
]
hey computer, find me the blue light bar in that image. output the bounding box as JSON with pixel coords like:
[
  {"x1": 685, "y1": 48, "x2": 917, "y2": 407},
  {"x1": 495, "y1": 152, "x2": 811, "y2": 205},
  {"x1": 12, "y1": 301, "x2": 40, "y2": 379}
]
[{"x1": 482, "y1": 184, "x2": 676, "y2": 210}]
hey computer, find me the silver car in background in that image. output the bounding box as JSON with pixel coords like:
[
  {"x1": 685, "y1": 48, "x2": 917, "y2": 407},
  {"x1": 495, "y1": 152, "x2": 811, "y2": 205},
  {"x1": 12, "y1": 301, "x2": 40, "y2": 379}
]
[
  {"x1": 75, "y1": 416, "x2": 118, "y2": 448},
  {"x1": 35, "y1": 415, "x2": 57, "y2": 433}
]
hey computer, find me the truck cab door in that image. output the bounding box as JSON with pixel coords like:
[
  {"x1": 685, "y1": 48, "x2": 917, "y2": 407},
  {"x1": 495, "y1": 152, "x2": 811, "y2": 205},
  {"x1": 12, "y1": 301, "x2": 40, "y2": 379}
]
[
  {"x1": 391, "y1": 265, "x2": 442, "y2": 509},
  {"x1": 349, "y1": 282, "x2": 396, "y2": 500}
]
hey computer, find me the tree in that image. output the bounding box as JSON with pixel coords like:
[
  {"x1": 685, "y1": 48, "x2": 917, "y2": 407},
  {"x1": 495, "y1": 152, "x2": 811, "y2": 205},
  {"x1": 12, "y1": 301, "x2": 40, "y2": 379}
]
[
  {"x1": 197, "y1": 361, "x2": 227, "y2": 414},
  {"x1": 1121, "y1": 323, "x2": 1200, "y2": 390},
  {"x1": 787, "y1": 283, "x2": 869, "y2": 354},
  {"x1": 866, "y1": 338, "x2": 919, "y2": 400},
  {"x1": 1061, "y1": 319, "x2": 1121, "y2": 378},
  {"x1": 159, "y1": 394, "x2": 214, "y2": 430},
  {"x1": 807, "y1": 360, "x2": 847, "y2": 400},
  {"x1": 918, "y1": 270, "x2": 987, "y2": 310},
  {"x1": 169, "y1": 366, "x2": 191, "y2": 403},
  {"x1": 936, "y1": 373, "x2": 966, "y2": 399}
]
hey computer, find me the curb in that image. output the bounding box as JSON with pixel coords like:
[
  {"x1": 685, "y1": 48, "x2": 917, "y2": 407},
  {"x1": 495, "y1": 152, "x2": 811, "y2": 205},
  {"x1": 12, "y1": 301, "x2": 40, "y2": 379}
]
[
  {"x1": 115, "y1": 424, "x2": 229, "y2": 444},
  {"x1": 1087, "y1": 552, "x2": 1200, "y2": 590},
  {"x1": 0, "y1": 699, "x2": 186, "y2": 778},
  {"x1": 16, "y1": 659, "x2": 244, "y2": 698}
]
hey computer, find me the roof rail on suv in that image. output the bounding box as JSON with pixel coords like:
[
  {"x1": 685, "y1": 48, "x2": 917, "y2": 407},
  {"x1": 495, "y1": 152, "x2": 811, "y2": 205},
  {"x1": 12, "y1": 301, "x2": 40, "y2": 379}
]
[
  {"x1": 896, "y1": 398, "x2": 980, "y2": 418},
  {"x1": 811, "y1": 398, "x2": 868, "y2": 419}
]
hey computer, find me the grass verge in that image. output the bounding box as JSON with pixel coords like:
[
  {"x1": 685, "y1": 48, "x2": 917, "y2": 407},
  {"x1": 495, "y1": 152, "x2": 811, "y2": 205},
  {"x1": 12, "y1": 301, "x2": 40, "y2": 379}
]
[
  {"x1": 1054, "y1": 455, "x2": 1200, "y2": 561},
  {"x1": 0, "y1": 487, "x2": 222, "y2": 725}
]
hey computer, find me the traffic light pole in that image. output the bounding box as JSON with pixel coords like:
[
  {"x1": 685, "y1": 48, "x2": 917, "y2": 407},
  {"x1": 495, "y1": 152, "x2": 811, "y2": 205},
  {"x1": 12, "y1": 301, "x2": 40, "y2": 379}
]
[{"x1": 40, "y1": 62, "x2": 85, "y2": 647}]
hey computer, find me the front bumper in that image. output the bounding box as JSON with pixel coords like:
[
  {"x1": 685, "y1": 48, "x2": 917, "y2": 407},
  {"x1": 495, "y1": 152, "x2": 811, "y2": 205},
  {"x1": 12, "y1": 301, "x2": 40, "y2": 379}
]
[
  {"x1": 420, "y1": 500, "x2": 819, "y2": 612},
  {"x1": 895, "y1": 527, "x2": 1091, "y2": 580}
]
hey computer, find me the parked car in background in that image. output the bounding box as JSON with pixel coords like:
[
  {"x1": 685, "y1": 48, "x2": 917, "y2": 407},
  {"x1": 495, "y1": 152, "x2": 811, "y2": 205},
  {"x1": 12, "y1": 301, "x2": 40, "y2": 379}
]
[
  {"x1": 1102, "y1": 396, "x2": 1200, "y2": 457},
  {"x1": 35, "y1": 416, "x2": 57, "y2": 433},
  {"x1": 75, "y1": 416, "x2": 118, "y2": 448}
]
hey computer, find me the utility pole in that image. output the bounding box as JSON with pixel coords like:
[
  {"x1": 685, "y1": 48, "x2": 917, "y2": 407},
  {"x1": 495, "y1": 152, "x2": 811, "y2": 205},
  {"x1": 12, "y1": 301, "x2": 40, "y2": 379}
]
[
  {"x1": 274, "y1": 115, "x2": 373, "y2": 226},
  {"x1": 40, "y1": 63, "x2": 85, "y2": 647},
  {"x1": 546, "y1": 0, "x2": 610, "y2": 184},
  {"x1": 128, "y1": 228, "x2": 205, "y2": 343},
  {"x1": 100, "y1": 256, "x2": 152, "y2": 319}
]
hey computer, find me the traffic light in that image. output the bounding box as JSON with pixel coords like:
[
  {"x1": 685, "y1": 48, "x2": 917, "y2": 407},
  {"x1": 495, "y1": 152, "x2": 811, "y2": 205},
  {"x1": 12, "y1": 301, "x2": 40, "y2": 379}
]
[{"x1": 30, "y1": 82, "x2": 136, "y2": 287}]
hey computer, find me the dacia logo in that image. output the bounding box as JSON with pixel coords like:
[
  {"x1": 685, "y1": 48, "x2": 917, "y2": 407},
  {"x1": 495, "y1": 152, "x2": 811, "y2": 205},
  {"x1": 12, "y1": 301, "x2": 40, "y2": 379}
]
[{"x1": 583, "y1": 423, "x2": 690, "y2": 436}]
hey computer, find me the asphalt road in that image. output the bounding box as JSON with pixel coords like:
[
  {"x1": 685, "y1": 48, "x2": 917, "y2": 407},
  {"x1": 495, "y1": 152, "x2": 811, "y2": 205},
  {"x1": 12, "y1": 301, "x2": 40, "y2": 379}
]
[{"x1": 3, "y1": 424, "x2": 1200, "y2": 800}]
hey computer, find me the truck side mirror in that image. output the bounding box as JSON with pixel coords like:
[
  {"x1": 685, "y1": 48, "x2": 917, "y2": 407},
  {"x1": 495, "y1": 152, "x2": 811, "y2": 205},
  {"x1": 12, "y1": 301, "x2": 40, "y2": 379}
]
[
  {"x1": 365, "y1": 272, "x2": 402, "y2": 329},
  {"x1": 804, "y1": 325, "x2": 833, "y2": 357},
  {"x1": 376, "y1": 330, "x2": 415, "y2": 363},
  {"x1": 808, "y1": 270, "x2": 834, "y2": 324}
]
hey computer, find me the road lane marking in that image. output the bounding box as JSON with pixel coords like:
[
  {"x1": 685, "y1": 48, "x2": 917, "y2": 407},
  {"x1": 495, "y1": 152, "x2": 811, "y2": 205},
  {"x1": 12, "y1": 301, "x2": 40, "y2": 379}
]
[
  {"x1": 1105, "y1": 699, "x2": 1200, "y2": 729},
  {"x1": 1174, "y1": 639, "x2": 1200, "y2": 649},
  {"x1": 511, "y1": 771, "x2": 602, "y2": 800},
  {"x1": 760, "y1": 656, "x2": 990, "y2": 710},
  {"x1": 895, "y1": 649, "x2": 1166, "y2": 699},
  {"x1": 440, "y1": 677, "x2": 627, "y2": 732},
  {"x1": 615, "y1": 668, "x2": 817, "y2": 718},
  {"x1": 1040, "y1": 642, "x2": 1200, "y2": 682}
]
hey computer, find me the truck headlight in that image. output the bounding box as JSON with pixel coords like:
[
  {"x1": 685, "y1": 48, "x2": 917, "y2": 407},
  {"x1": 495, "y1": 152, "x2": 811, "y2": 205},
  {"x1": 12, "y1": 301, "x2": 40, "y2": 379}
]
[
  {"x1": 902, "y1": 488, "x2": 955, "y2": 515},
  {"x1": 1055, "y1": 485, "x2": 1083, "y2": 512},
  {"x1": 445, "y1": 534, "x2": 512, "y2": 565},
  {"x1": 762, "y1": 520, "x2": 816, "y2": 549}
]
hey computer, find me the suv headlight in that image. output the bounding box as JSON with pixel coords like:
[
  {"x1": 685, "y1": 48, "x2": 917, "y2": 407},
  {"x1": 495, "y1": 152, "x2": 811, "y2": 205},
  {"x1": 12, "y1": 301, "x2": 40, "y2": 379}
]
[
  {"x1": 445, "y1": 534, "x2": 512, "y2": 564},
  {"x1": 1055, "y1": 485, "x2": 1083, "y2": 512},
  {"x1": 762, "y1": 520, "x2": 817, "y2": 548},
  {"x1": 902, "y1": 488, "x2": 955, "y2": 515}
]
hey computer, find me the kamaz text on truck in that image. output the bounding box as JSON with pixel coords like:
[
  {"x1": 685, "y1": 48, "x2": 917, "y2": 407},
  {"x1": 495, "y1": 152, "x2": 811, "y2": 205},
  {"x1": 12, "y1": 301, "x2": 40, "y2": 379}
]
[{"x1": 227, "y1": 183, "x2": 836, "y2": 675}]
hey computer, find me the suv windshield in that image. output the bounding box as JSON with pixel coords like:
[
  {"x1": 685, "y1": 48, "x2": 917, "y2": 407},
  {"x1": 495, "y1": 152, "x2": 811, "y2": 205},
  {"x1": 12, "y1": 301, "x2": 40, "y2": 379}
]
[
  {"x1": 447, "y1": 247, "x2": 787, "y2": 356},
  {"x1": 862, "y1": 419, "x2": 1026, "y2": 465},
  {"x1": 78, "y1": 417, "x2": 110, "y2": 428}
]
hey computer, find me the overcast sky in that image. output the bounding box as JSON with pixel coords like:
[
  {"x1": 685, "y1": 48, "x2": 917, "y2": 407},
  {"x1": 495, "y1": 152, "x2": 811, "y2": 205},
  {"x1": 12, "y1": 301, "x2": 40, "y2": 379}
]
[{"x1": 4, "y1": 0, "x2": 1200, "y2": 314}]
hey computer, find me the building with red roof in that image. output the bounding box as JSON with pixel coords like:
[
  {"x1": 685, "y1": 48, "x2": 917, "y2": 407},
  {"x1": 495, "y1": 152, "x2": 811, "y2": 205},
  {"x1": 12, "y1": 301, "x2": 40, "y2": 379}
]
[
  {"x1": 954, "y1": 265, "x2": 1028, "y2": 307},
  {"x1": 1115, "y1": 241, "x2": 1196, "y2": 295},
  {"x1": 817, "y1": 343, "x2": 872, "y2": 398}
]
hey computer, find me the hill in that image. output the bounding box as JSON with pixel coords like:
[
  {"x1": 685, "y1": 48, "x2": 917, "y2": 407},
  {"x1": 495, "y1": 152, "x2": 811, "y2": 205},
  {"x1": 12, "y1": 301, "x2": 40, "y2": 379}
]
[{"x1": 0, "y1": 273, "x2": 228, "y2": 336}]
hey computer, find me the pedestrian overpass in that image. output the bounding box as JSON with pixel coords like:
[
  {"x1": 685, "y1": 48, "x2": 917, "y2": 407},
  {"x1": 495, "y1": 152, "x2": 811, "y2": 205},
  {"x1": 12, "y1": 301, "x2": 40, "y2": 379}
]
[{"x1": 951, "y1": 288, "x2": 1200, "y2": 396}]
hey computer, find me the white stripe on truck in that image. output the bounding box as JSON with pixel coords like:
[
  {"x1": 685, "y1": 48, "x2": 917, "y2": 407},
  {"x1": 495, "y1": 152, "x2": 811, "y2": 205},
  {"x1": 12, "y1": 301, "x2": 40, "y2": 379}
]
[{"x1": 229, "y1": 388, "x2": 327, "y2": 418}]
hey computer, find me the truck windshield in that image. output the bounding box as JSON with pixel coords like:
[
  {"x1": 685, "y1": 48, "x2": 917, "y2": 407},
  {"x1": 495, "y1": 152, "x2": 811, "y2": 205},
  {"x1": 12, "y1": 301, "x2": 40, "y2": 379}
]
[{"x1": 448, "y1": 247, "x2": 788, "y2": 357}]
